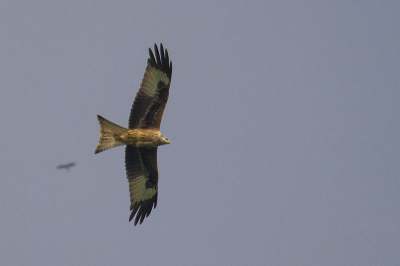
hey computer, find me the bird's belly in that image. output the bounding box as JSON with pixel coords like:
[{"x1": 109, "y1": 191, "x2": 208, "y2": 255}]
[{"x1": 116, "y1": 129, "x2": 160, "y2": 148}]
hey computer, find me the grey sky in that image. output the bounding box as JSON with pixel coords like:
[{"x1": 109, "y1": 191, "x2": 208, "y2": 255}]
[{"x1": 1, "y1": 1, "x2": 399, "y2": 265}]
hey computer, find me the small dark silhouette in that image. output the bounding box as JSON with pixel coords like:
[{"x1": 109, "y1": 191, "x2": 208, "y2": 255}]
[{"x1": 56, "y1": 162, "x2": 76, "y2": 172}]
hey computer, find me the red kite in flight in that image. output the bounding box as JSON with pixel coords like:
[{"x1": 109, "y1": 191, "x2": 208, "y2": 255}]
[{"x1": 95, "y1": 43, "x2": 172, "y2": 225}]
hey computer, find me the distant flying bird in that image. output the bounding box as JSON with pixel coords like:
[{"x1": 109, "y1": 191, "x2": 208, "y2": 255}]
[
  {"x1": 56, "y1": 162, "x2": 76, "y2": 172},
  {"x1": 95, "y1": 43, "x2": 172, "y2": 225}
]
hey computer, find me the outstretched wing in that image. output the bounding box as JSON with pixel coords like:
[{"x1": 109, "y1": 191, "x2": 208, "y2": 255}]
[
  {"x1": 128, "y1": 43, "x2": 172, "y2": 129},
  {"x1": 125, "y1": 145, "x2": 158, "y2": 225}
]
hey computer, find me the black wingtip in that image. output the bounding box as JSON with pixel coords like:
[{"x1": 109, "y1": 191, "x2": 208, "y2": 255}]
[
  {"x1": 148, "y1": 43, "x2": 172, "y2": 79},
  {"x1": 128, "y1": 198, "x2": 158, "y2": 226},
  {"x1": 149, "y1": 47, "x2": 156, "y2": 64}
]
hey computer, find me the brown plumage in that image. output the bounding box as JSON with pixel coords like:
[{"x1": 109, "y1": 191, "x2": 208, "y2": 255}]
[{"x1": 95, "y1": 43, "x2": 172, "y2": 225}]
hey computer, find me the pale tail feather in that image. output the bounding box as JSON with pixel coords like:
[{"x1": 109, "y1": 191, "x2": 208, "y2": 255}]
[{"x1": 95, "y1": 115, "x2": 127, "y2": 154}]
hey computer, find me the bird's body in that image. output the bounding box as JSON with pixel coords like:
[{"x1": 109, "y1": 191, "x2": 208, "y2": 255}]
[
  {"x1": 117, "y1": 128, "x2": 169, "y2": 148},
  {"x1": 95, "y1": 43, "x2": 172, "y2": 225},
  {"x1": 95, "y1": 116, "x2": 169, "y2": 150}
]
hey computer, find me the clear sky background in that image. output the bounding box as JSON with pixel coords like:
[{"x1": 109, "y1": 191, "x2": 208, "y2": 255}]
[{"x1": 1, "y1": 1, "x2": 399, "y2": 265}]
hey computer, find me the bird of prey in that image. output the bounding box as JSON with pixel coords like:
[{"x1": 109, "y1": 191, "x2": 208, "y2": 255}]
[
  {"x1": 56, "y1": 162, "x2": 76, "y2": 172},
  {"x1": 95, "y1": 43, "x2": 172, "y2": 225}
]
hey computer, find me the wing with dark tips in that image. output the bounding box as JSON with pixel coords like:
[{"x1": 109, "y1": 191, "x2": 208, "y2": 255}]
[
  {"x1": 125, "y1": 145, "x2": 158, "y2": 225},
  {"x1": 128, "y1": 43, "x2": 172, "y2": 129}
]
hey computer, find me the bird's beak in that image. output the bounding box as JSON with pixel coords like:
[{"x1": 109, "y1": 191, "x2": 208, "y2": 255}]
[{"x1": 166, "y1": 140, "x2": 170, "y2": 144}]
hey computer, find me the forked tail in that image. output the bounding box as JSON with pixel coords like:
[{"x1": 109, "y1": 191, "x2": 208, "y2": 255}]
[{"x1": 95, "y1": 115, "x2": 127, "y2": 154}]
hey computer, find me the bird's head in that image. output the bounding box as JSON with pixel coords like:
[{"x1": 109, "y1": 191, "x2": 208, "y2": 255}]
[{"x1": 160, "y1": 135, "x2": 170, "y2": 145}]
